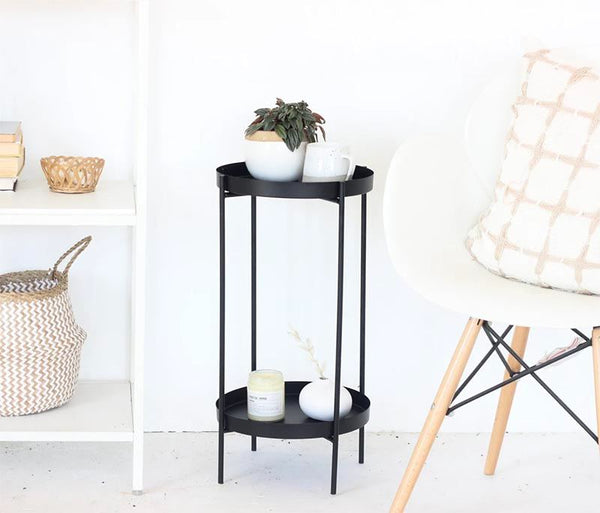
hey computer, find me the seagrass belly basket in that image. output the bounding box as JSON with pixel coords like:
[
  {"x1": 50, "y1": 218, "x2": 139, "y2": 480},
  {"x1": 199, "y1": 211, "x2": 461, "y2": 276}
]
[{"x1": 0, "y1": 237, "x2": 91, "y2": 416}]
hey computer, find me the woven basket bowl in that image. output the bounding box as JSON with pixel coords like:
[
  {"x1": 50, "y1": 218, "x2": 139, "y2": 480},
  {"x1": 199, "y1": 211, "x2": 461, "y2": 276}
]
[{"x1": 40, "y1": 156, "x2": 105, "y2": 193}]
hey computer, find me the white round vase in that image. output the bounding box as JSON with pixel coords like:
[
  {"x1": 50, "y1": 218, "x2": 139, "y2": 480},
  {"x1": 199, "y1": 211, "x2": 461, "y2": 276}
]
[
  {"x1": 244, "y1": 131, "x2": 307, "y2": 182},
  {"x1": 299, "y1": 378, "x2": 352, "y2": 422}
]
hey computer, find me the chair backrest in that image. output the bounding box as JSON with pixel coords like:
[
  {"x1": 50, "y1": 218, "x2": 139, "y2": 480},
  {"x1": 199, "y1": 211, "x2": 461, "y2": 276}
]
[
  {"x1": 384, "y1": 48, "x2": 600, "y2": 288},
  {"x1": 382, "y1": 68, "x2": 519, "y2": 285},
  {"x1": 464, "y1": 65, "x2": 521, "y2": 200}
]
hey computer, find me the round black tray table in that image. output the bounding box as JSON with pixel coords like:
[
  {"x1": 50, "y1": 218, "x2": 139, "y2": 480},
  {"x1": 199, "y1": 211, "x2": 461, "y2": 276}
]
[
  {"x1": 216, "y1": 381, "x2": 370, "y2": 440},
  {"x1": 216, "y1": 162, "x2": 373, "y2": 494}
]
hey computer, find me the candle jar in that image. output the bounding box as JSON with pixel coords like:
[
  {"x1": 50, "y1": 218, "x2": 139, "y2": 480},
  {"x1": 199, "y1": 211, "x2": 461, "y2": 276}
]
[{"x1": 247, "y1": 369, "x2": 285, "y2": 422}]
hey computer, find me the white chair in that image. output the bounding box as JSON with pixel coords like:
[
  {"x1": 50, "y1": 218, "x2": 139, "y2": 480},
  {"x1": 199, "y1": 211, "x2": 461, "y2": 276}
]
[{"x1": 383, "y1": 70, "x2": 600, "y2": 512}]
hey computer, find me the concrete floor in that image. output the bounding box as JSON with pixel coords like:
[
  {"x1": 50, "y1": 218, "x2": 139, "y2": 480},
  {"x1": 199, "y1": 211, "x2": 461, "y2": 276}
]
[{"x1": 1, "y1": 432, "x2": 599, "y2": 512}]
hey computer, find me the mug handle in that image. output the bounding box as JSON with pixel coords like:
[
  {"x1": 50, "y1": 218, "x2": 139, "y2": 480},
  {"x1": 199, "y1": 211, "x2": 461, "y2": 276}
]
[{"x1": 342, "y1": 154, "x2": 355, "y2": 181}]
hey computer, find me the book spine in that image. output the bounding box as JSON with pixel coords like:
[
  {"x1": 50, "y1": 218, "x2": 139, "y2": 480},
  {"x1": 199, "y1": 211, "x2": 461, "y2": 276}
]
[
  {"x1": 0, "y1": 142, "x2": 23, "y2": 157},
  {"x1": 0, "y1": 124, "x2": 22, "y2": 143},
  {"x1": 0, "y1": 156, "x2": 24, "y2": 177}
]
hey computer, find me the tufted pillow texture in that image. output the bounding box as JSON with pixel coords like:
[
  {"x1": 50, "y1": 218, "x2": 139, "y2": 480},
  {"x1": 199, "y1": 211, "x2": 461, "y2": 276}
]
[{"x1": 467, "y1": 49, "x2": 600, "y2": 295}]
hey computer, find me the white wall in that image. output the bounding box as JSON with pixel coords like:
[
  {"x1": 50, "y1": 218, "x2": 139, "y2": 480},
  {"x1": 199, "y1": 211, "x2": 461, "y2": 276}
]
[{"x1": 2, "y1": 0, "x2": 600, "y2": 433}]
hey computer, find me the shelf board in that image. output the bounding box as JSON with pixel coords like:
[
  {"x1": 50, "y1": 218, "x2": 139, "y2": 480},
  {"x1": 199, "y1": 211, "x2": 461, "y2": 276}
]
[
  {"x1": 0, "y1": 180, "x2": 136, "y2": 226},
  {"x1": 0, "y1": 381, "x2": 134, "y2": 442}
]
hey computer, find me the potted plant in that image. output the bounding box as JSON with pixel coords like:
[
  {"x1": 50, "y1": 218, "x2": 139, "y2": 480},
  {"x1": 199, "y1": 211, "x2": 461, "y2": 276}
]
[{"x1": 244, "y1": 98, "x2": 325, "y2": 182}]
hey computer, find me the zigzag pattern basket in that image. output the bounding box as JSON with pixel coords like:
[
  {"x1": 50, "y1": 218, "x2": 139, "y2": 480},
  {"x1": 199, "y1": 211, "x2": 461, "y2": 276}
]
[{"x1": 0, "y1": 237, "x2": 91, "y2": 416}]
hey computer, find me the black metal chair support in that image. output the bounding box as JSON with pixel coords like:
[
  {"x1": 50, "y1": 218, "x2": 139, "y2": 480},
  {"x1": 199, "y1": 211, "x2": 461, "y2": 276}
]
[
  {"x1": 482, "y1": 326, "x2": 515, "y2": 376},
  {"x1": 447, "y1": 321, "x2": 598, "y2": 443},
  {"x1": 452, "y1": 325, "x2": 513, "y2": 403}
]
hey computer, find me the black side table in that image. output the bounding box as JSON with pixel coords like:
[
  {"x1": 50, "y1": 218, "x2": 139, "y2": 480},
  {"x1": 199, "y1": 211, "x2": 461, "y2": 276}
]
[{"x1": 216, "y1": 162, "x2": 374, "y2": 494}]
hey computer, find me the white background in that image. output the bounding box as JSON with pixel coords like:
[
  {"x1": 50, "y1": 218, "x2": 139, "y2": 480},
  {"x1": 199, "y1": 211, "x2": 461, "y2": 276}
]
[{"x1": 1, "y1": 0, "x2": 600, "y2": 433}]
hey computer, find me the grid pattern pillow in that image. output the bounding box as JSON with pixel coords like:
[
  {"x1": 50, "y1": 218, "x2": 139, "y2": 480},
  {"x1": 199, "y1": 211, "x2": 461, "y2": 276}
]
[{"x1": 466, "y1": 49, "x2": 600, "y2": 295}]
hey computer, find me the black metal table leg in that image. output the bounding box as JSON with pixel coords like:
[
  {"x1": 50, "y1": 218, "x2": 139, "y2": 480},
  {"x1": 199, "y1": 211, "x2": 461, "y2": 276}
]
[
  {"x1": 218, "y1": 183, "x2": 226, "y2": 484},
  {"x1": 359, "y1": 193, "x2": 367, "y2": 464},
  {"x1": 251, "y1": 195, "x2": 257, "y2": 452},
  {"x1": 331, "y1": 182, "x2": 346, "y2": 495}
]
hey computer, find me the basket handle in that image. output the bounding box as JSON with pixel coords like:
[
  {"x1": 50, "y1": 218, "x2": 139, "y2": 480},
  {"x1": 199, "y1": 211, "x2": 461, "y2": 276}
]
[{"x1": 51, "y1": 236, "x2": 92, "y2": 279}]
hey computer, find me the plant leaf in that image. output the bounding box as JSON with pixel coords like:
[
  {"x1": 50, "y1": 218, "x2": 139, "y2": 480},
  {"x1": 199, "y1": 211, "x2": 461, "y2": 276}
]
[
  {"x1": 318, "y1": 125, "x2": 326, "y2": 141},
  {"x1": 283, "y1": 134, "x2": 294, "y2": 151},
  {"x1": 275, "y1": 124, "x2": 287, "y2": 139},
  {"x1": 245, "y1": 122, "x2": 264, "y2": 136}
]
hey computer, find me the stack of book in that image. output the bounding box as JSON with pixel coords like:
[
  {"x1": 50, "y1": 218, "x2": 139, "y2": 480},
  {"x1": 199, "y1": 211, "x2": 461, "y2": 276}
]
[{"x1": 0, "y1": 122, "x2": 24, "y2": 192}]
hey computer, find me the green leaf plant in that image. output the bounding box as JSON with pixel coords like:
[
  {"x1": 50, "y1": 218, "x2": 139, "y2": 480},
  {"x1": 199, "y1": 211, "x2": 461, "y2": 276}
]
[{"x1": 245, "y1": 98, "x2": 326, "y2": 152}]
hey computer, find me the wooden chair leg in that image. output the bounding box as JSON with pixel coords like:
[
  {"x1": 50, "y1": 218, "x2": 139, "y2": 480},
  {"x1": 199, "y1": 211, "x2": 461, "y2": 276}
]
[
  {"x1": 390, "y1": 318, "x2": 482, "y2": 513},
  {"x1": 484, "y1": 326, "x2": 530, "y2": 476},
  {"x1": 592, "y1": 327, "x2": 600, "y2": 450}
]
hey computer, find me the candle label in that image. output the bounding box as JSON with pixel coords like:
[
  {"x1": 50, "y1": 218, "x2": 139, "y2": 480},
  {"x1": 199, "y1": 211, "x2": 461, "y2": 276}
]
[{"x1": 247, "y1": 391, "x2": 284, "y2": 418}]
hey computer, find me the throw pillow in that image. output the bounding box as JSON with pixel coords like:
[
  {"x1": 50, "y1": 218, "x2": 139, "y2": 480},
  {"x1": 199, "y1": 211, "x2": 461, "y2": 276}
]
[{"x1": 466, "y1": 48, "x2": 600, "y2": 294}]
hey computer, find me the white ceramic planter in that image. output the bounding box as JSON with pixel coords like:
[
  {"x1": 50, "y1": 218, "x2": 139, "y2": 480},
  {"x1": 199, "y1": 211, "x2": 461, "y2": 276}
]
[
  {"x1": 298, "y1": 378, "x2": 352, "y2": 422},
  {"x1": 244, "y1": 131, "x2": 307, "y2": 182}
]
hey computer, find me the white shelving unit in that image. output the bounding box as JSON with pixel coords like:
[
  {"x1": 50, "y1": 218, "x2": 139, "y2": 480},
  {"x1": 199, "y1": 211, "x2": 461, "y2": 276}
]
[{"x1": 0, "y1": 0, "x2": 149, "y2": 493}]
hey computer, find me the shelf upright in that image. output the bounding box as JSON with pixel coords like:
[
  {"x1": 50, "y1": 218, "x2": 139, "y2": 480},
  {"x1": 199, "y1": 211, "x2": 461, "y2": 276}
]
[{"x1": 131, "y1": 0, "x2": 149, "y2": 494}]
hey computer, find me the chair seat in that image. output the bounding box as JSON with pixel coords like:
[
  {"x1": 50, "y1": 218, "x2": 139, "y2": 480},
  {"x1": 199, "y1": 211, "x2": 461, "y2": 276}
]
[{"x1": 411, "y1": 235, "x2": 600, "y2": 329}]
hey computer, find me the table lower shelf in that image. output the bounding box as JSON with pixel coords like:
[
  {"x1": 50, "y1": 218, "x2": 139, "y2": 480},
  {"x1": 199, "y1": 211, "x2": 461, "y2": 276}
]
[
  {"x1": 0, "y1": 380, "x2": 134, "y2": 442},
  {"x1": 216, "y1": 381, "x2": 370, "y2": 440}
]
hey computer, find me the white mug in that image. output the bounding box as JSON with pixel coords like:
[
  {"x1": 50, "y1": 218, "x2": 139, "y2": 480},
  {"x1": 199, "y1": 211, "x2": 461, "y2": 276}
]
[{"x1": 302, "y1": 142, "x2": 355, "y2": 182}]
